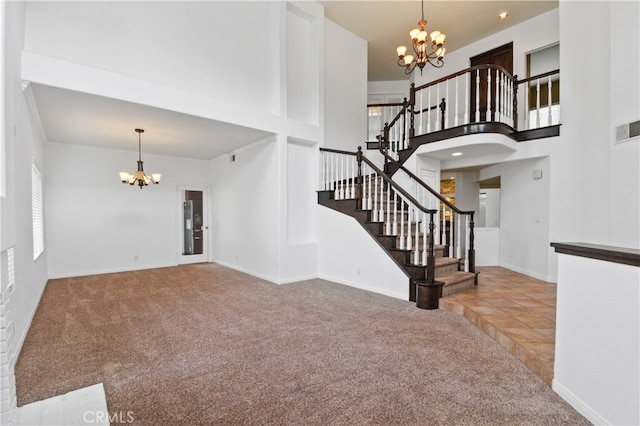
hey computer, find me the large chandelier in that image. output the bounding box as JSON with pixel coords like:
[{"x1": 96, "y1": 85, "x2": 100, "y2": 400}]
[
  {"x1": 396, "y1": 0, "x2": 446, "y2": 75},
  {"x1": 119, "y1": 128, "x2": 161, "y2": 189}
]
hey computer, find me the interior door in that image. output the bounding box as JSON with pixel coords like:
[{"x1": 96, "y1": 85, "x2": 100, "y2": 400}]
[
  {"x1": 470, "y1": 42, "x2": 513, "y2": 122},
  {"x1": 179, "y1": 187, "x2": 209, "y2": 264}
]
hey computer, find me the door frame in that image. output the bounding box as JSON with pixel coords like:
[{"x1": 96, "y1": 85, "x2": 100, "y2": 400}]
[
  {"x1": 177, "y1": 185, "x2": 210, "y2": 265},
  {"x1": 470, "y1": 42, "x2": 514, "y2": 122}
]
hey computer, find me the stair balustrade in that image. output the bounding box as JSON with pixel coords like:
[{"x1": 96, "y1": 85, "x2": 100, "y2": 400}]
[
  {"x1": 320, "y1": 147, "x2": 439, "y2": 279},
  {"x1": 378, "y1": 148, "x2": 476, "y2": 277},
  {"x1": 368, "y1": 66, "x2": 561, "y2": 159}
]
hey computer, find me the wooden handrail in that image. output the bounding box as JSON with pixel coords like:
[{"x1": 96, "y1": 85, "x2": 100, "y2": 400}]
[
  {"x1": 376, "y1": 140, "x2": 473, "y2": 216},
  {"x1": 516, "y1": 68, "x2": 560, "y2": 85},
  {"x1": 367, "y1": 102, "x2": 404, "y2": 108},
  {"x1": 320, "y1": 148, "x2": 437, "y2": 217},
  {"x1": 413, "y1": 64, "x2": 517, "y2": 92}
]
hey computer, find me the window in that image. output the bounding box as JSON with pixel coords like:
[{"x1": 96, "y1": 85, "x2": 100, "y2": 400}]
[
  {"x1": 32, "y1": 164, "x2": 44, "y2": 260},
  {"x1": 526, "y1": 43, "x2": 560, "y2": 129}
]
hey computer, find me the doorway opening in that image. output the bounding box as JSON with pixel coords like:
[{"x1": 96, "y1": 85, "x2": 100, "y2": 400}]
[
  {"x1": 179, "y1": 187, "x2": 208, "y2": 264},
  {"x1": 183, "y1": 190, "x2": 203, "y2": 256}
]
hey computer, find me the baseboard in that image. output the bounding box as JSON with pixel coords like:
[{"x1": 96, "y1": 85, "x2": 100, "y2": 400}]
[
  {"x1": 499, "y1": 263, "x2": 551, "y2": 283},
  {"x1": 552, "y1": 379, "x2": 609, "y2": 425},
  {"x1": 47, "y1": 262, "x2": 178, "y2": 280},
  {"x1": 278, "y1": 274, "x2": 319, "y2": 285},
  {"x1": 13, "y1": 276, "x2": 48, "y2": 370},
  {"x1": 212, "y1": 260, "x2": 280, "y2": 284}
]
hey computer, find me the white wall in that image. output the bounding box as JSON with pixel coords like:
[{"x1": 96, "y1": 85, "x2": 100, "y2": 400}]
[
  {"x1": 210, "y1": 137, "x2": 282, "y2": 282},
  {"x1": 24, "y1": 1, "x2": 280, "y2": 115},
  {"x1": 45, "y1": 143, "x2": 211, "y2": 278},
  {"x1": 608, "y1": 1, "x2": 640, "y2": 248},
  {"x1": 1, "y1": 3, "x2": 48, "y2": 420},
  {"x1": 479, "y1": 157, "x2": 550, "y2": 281},
  {"x1": 287, "y1": 3, "x2": 320, "y2": 126},
  {"x1": 324, "y1": 18, "x2": 367, "y2": 151},
  {"x1": 317, "y1": 206, "x2": 410, "y2": 300},
  {"x1": 554, "y1": 253, "x2": 640, "y2": 425}
]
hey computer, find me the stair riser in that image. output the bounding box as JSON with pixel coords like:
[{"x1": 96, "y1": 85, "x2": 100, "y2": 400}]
[
  {"x1": 404, "y1": 262, "x2": 461, "y2": 282},
  {"x1": 442, "y1": 277, "x2": 475, "y2": 297}
]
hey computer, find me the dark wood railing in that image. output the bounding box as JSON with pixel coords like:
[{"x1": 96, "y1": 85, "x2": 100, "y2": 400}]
[
  {"x1": 370, "y1": 65, "x2": 560, "y2": 160},
  {"x1": 377, "y1": 144, "x2": 476, "y2": 276}
]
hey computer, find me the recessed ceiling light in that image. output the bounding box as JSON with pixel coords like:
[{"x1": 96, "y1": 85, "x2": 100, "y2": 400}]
[
  {"x1": 499, "y1": 12, "x2": 508, "y2": 20},
  {"x1": 452, "y1": 152, "x2": 463, "y2": 156}
]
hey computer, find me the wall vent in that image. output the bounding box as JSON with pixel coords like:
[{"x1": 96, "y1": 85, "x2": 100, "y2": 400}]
[{"x1": 615, "y1": 119, "x2": 640, "y2": 144}]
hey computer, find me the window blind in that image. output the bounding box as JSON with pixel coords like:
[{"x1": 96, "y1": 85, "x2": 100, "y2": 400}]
[{"x1": 32, "y1": 164, "x2": 44, "y2": 260}]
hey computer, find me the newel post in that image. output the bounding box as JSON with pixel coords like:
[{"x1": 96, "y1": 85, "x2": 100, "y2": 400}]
[
  {"x1": 409, "y1": 84, "x2": 416, "y2": 138},
  {"x1": 426, "y1": 211, "x2": 436, "y2": 284},
  {"x1": 468, "y1": 212, "x2": 476, "y2": 283},
  {"x1": 512, "y1": 75, "x2": 519, "y2": 130},
  {"x1": 383, "y1": 122, "x2": 390, "y2": 170},
  {"x1": 416, "y1": 211, "x2": 443, "y2": 310},
  {"x1": 356, "y1": 146, "x2": 363, "y2": 208}
]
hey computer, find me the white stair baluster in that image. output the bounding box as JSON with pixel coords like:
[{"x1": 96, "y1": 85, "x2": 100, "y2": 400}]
[
  {"x1": 445, "y1": 79, "x2": 449, "y2": 129},
  {"x1": 487, "y1": 69, "x2": 492, "y2": 122},
  {"x1": 350, "y1": 156, "x2": 356, "y2": 198},
  {"x1": 495, "y1": 70, "x2": 500, "y2": 122},
  {"x1": 548, "y1": 76, "x2": 553, "y2": 125},
  {"x1": 393, "y1": 191, "x2": 398, "y2": 235},
  {"x1": 524, "y1": 81, "x2": 530, "y2": 130},
  {"x1": 399, "y1": 198, "x2": 405, "y2": 249},
  {"x1": 422, "y1": 211, "x2": 428, "y2": 266},
  {"x1": 454, "y1": 75, "x2": 459, "y2": 127},
  {"x1": 372, "y1": 171, "x2": 378, "y2": 221},
  {"x1": 379, "y1": 175, "x2": 385, "y2": 224},
  {"x1": 457, "y1": 213, "x2": 463, "y2": 260},
  {"x1": 464, "y1": 71, "x2": 470, "y2": 124},
  {"x1": 331, "y1": 154, "x2": 340, "y2": 200},
  {"x1": 419, "y1": 90, "x2": 424, "y2": 134},
  {"x1": 536, "y1": 79, "x2": 541, "y2": 128},
  {"x1": 436, "y1": 83, "x2": 441, "y2": 130},
  {"x1": 385, "y1": 184, "x2": 391, "y2": 235},
  {"x1": 321, "y1": 152, "x2": 326, "y2": 191},
  {"x1": 475, "y1": 70, "x2": 480, "y2": 122},
  {"x1": 427, "y1": 86, "x2": 432, "y2": 133},
  {"x1": 450, "y1": 211, "x2": 455, "y2": 259},
  {"x1": 406, "y1": 205, "x2": 413, "y2": 251}
]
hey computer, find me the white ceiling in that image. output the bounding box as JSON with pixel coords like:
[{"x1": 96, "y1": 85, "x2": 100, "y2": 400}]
[
  {"x1": 321, "y1": 1, "x2": 558, "y2": 82},
  {"x1": 30, "y1": 1, "x2": 558, "y2": 161},
  {"x1": 31, "y1": 84, "x2": 273, "y2": 160}
]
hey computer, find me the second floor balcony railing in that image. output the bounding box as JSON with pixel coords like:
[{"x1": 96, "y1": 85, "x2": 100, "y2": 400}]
[{"x1": 368, "y1": 65, "x2": 560, "y2": 158}]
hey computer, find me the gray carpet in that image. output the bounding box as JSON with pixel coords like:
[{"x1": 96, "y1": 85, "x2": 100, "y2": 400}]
[{"x1": 16, "y1": 263, "x2": 589, "y2": 425}]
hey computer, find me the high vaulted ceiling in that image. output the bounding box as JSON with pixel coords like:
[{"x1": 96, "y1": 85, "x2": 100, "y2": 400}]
[
  {"x1": 321, "y1": 1, "x2": 558, "y2": 81},
  {"x1": 27, "y1": 1, "x2": 558, "y2": 160}
]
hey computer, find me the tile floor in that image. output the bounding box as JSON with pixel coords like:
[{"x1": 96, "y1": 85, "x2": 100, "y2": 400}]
[{"x1": 439, "y1": 266, "x2": 557, "y2": 385}]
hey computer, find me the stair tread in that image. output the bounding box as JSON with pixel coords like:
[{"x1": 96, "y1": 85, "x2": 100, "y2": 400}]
[
  {"x1": 435, "y1": 257, "x2": 459, "y2": 266},
  {"x1": 437, "y1": 271, "x2": 476, "y2": 286}
]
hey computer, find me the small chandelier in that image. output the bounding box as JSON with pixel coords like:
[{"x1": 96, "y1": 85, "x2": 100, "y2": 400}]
[
  {"x1": 396, "y1": 0, "x2": 446, "y2": 75},
  {"x1": 119, "y1": 128, "x2": 161, "y2": 189}
]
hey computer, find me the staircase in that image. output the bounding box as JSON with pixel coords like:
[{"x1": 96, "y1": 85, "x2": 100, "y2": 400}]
[{"x1": 318, "y1": 148, "x2": 477, "y2": 309}]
